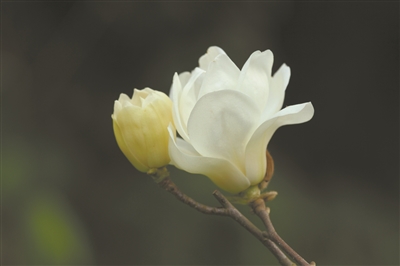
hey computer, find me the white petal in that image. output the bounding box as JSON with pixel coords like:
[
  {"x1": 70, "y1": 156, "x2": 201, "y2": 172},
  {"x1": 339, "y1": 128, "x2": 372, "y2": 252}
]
[
  {"x1": 244, "y1": 102, "x2": 314, "y2": 184},
  {"x1": 198, "y1": 46, "x2": 226, "y2": 71},
  {"x1": 237, "y1": 50, "x2": 274, "y2": 111},
  {"x1": 168, "y1": 126, "x2": 250, "y2": 194},
  {"x1": 170, "y1": 72, "x2": 190, "y2": 100},
  {"x1": 187, "y1": 90, "x2": 261, "y2": 172},
  {"x1": 262, "y1": 64, "x2": 291, "y2": 119},
  {"x1": 192, "y1": 70, "x2": 204, "y2": 100},
  {"x1": 180, "y1": 68, "x2": 205, "y2": 126},
  {"x1": 170, "y1": 73, "x2": 190, "y2": 142},
  {"x1": 198, "y1": 54, "x2": 240, "y2": 99},
  {"x1": 178, "y1": 72, "x2": 191, "y2": 88}
]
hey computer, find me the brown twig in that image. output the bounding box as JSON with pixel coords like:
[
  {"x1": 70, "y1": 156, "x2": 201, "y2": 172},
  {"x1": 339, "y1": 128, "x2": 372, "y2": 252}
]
[
  {"x1": 212, "y1": 190, "x2": 295, "y2": 266},
  {"x1": 157, "y1": 175, "x2": 227, "y2": 215},
  {"x1": 156, "y1": 175, "x2": 294, "y2": 266},
  {"x1": 150, "y1": 149, "x2": 315, "y2": 265},
  {"x1": 251, "y1": 198, "x2": 314, "y2": 266}
]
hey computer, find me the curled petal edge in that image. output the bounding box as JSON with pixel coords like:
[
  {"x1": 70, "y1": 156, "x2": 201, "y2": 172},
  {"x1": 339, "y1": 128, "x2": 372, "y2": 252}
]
[
  {"x1": 245, "y1": 102, "x2": 314, "y2": 185},
  {"x1": 262, "y1": 64, "x2": 291, "y2": 119}
]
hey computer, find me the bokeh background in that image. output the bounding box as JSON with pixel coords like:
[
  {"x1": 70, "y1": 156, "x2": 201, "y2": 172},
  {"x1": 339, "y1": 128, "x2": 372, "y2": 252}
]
[{"x1": 2, "y1": 1, "x2": 399, "y2": 265}]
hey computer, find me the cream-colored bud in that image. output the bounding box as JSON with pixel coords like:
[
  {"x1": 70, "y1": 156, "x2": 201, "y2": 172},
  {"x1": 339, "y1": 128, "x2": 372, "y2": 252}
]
[{"x1": 112, "y1": 88, "x2": 173, "y2": 172}]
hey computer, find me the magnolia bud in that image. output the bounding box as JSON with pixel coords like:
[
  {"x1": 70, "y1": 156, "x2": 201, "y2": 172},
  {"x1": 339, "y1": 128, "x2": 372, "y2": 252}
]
[{"x1": 112, "y1": 88, "x2": 173, "y2": 172}]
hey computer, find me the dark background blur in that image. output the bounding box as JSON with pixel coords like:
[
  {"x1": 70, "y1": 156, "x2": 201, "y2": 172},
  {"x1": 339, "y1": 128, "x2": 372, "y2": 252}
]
[{"x1": 2, "y1": 1, "x2": 399, "y2": 265}]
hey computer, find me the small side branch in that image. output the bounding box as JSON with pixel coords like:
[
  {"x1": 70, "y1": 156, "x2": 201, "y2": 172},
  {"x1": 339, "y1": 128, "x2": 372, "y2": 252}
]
[
  {"x1": 156, "y1": 175, "x2": 294, "y2": 266},
  {"x1": 158, "y1": 176, "x2": 227, "y2": 215},
  {"x1": 212, "y1": 190, "x2": 294, "y2": 266},
  {"x1": 150, "y1": 150, "x2": 315, "y2": 265},
  {"x1": 251, "y1": 198, "x2": 315, "y2": 266}
]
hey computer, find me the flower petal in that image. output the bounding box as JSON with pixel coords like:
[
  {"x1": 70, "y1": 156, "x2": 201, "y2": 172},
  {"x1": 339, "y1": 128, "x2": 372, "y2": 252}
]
[
  {"x1": 113, "y1": 118, "x2": 148, "y2": 172},
  {"x1": 262, "y1": 64, "x2": 291, "y2": 119},
  {"x1": 245, "y1": 102, "x2": 314, "y2": 184},
  {"x1": 178, "y1": 72, "x2": 191, "y2": 88},
  {"x1": 187, "y1": 90, "x2": 260, "y2": 172},
  {"x1": 198, "y1": 46, "x2": 226, "y2": 71},
  {"x1": 118, "y1": 93, "x2": 132, "y2": 107},
  {"x1": 168, "y1": 125, "x2": 250, "y2": 193},
  {"x1": 114, "y1": 105, "x2": 148, "y2": 165},
  {"x1": 169, "y1": 73, "x2": 187, "y2": 101},
  {"x1": 198, "y1": 54, "x2": 240, "y2": 99},
  {"x1": 237, "y1": 50, "x2": 274, "y2": 111},
  {"x1": 180, "y1": 68, "x2": 205, "y2": 127},
  {"x1": 170, "y1": 73, "x2": 190, "y2": 142},
  {"x1": 113, "y1": 100, "x2": 122, "y2": 116},
  {"x1": 119, "y1": 103, "x2": 172, "y2": 168}
]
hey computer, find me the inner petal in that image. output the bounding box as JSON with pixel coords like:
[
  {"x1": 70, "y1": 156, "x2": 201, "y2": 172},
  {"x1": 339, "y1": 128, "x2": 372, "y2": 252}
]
[
  {"x1": 237, "y1": 50, "x2": 274, "y2": 111},
  {"x1": 198, "y1": 54, "x2": 240, "y2": 99},
  {"x1": 198, "y1": 46, "x2": 227, "y2": 71},
  {"x1": 179, "y1": 68, "x2": 205, "y2": 127},
  {"x1": 261, "y1": 64, "x2": 291, "y2": 120},
  {"x1": 187, "y1": 90, "x2": 260, "y2": 173}
]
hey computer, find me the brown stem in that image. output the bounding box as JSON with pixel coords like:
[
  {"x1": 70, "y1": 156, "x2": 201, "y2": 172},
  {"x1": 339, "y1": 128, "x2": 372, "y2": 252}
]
[
  {"x1": 158, "y1": 176, "x2": 227, "y2": 215},
  {"x1": 157, "y1": 175, "x2": 294, "y2": 266},
  {"x1": 251, "y1": 198, "x2": 314, "y2": 266},
  {"x1": 212, "y1": 190, "x2": 294, "y2": 266}
]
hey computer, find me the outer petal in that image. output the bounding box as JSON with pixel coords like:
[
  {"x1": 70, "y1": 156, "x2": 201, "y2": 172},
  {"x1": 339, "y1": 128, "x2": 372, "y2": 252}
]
[
  {"x1": 113, "y1": 100, "x2": 122, "y2": 116},
  {"x1": 198, "y1": 46, "x2": 226, "y2": 71},
  {"x1": 114, "y1": 105, "x2": 147, "y2": 162},
  {"x1": 118, "y1": 93, "x2": 132, "y2": 107},
  {"x1": 170, "y1": 73, "x2": 190, "y2": 142},
  {"x1": 198, "y1": 54, "x2": 240, "y2": 99},
  {"x1": 117, "y1": 104, "x2": 171, "y2": 169},
  {"x1": 178, "y1": 72, "x2": 191, "y2": 88},
  {"x1": 244, "y1": 102, "x2": 314, "y2": 184},
  {"x1": 262, "y1": 64, "x2": 291, "y2": 119},
  {"x1": 187, "y1": 90, "x2": 260, "y2": 172},
  {"x1": 180, "y1": 68, "x2": 205, "y2": 126},
  {"x1": 168, "y1": 126, "x2": 250, "y2": 194},
  {"x1": 112, "y1": 118, "x2": 148, "y2": 172},
  {"x1": 192, "y1": 69, "x2": 204, "y2": 100},
  {"x1": 237, "y1": 50, "x2": 274, "y2": 111},
  {"x1": 169, "y1": 72, "x2": 188, "y2": 101}
]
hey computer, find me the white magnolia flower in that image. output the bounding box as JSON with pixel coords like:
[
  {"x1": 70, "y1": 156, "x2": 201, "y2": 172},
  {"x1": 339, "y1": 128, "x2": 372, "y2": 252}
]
[
  {"x1": 168, "y1": 46, "x2": 314, "y2": 193},
  {"x1": 112, "y1": 88, "x2": 173, "y2": 172}
]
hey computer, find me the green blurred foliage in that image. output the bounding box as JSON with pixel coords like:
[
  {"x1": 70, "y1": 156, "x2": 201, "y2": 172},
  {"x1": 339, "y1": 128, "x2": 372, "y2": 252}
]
[
  {"x1": 3, "y1": 140, "x2": 93, "y2": 264},
  {"x1": 24, "y1": 190, "x2": 93, "y2": 264}
]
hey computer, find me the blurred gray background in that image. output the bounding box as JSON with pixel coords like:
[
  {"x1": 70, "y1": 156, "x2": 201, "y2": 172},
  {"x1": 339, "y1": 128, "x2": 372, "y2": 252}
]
[{"x1": 3, "y1": 1, "x2": 399, "y2": 265}]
